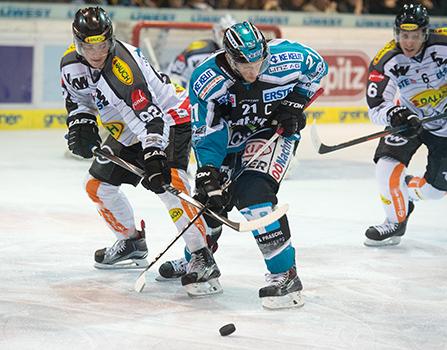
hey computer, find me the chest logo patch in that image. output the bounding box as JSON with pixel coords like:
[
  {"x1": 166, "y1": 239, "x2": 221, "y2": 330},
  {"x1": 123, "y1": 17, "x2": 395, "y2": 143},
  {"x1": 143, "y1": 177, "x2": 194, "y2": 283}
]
[
  {"x1": 112, "y1": 56, "x2": 134, "y2": 85},
  {"x1": 411, "y1": 84, "x2": 447, "y2": 108}
]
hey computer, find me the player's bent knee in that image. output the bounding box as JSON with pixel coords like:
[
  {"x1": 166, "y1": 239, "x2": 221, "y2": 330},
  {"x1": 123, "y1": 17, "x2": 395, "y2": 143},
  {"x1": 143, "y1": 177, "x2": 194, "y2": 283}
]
[{"x1": 233, "y1": 174, "x2": 278, "y2": 210}]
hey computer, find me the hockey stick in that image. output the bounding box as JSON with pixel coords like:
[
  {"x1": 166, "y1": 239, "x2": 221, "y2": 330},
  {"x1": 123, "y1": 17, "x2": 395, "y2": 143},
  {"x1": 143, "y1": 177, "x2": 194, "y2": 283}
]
[
  {"x1": 310, "y1": 113, "x2": 447, "y2": 154},
  {"x1": 223, "y1": 87, "x2": 324, "y2": 188},
  {"x1": 134, "y1": 205, "x2": 207, "y2": 293},
  {"x1": 93, "y1": 148, "x2": 288, "y2": 232}
]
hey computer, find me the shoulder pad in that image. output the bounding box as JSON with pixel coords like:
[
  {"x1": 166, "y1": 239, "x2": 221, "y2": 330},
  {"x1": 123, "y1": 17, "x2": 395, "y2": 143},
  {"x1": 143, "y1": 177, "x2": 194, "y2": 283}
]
[
  {"x1": 60, "y1": 44, "x2": 79, "y2": 69},
  {"x1": 432, "y1": 27, "x2": 447, "y2": 36},
  {"x1": 190, "y1": 64, "x2": 225, "y2": 100},
  {"x1": 372, "y1": 40, "x2": 399, "y2": 66}
]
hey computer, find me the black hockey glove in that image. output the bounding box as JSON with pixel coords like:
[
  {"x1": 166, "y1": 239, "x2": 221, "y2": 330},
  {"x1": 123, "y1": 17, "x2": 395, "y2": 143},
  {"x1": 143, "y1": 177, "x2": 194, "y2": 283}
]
[
  {"x1": 387, "y1": 106, "x2": 422, "y2": 138},
  {"x1": 66, "y1": 113, "x2": 101, "y2": 159},
  {"x1": 274, "y1": 93, "x2": 308, "y2": 137},
  {"x1": 195, "y1": 166, "x2": 225, "y2": 211},
  {"x1": 141, "y1": 147, "x2": 171, "y2": 194}
]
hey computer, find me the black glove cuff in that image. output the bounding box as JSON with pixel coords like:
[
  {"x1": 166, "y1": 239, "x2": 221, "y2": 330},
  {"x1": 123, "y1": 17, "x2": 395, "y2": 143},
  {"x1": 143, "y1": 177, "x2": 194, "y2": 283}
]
[
  {"x1": 386, "y1": 106, "x2": 411, "y2": 125},
  {"x1": 143, "y1": 147, "x2": 167, "y2": 161},
  {"x1": 66, "y1": 113, "x2": 97, "y2": 128},
  {"x1": 279, "y1": 92, "x2": 309, "y2": 113}
]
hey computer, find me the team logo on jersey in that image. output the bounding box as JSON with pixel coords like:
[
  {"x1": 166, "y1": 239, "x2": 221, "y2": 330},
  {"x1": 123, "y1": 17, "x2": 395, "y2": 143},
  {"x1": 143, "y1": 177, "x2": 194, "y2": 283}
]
[
  {"x1": 112, "y1": 56, "x2": 134, "y2": 85},
  {"x1": 389, "y1": 64, "x2": 410, "y2": 78},
  {"x1": 198, "y1": 76, "x2": 224, "y2": 99},
  {"x1": 103, "y1": 122, "x2": 124, "y2": 140},
  {"x1": 169, "y1": 208, "x2": 184, "y2": 222},
  {"x1": 262, "y1": 84, "x2": 294, "y2": 102},
  {"x1": 368, "y1": 70, "x2": 385, "y2": 82},
  {"x1": 430, "y1": 52, "x2": 447, "y2": 67},
  {"x1": 411, "y1": 84, "x2": 447, "y2": 108},
  {"x1": 131, "y1": 89, "x2": 149, "y2": 110},
  {"x1": 193, "y1": 68, "x2": 216, "y2": 94},
  {"x1": 384, "y1": 134, "x2": 408, "y2": 146},
  {"x1": 270, "y1": 52, "x2": 304, "y2": 64},
  {"x1": 373, "y1": 40, "x2": 396, "y2": 65},
  {"x1": 268, "y1": 63, "x2": 301, "y2": 74}
]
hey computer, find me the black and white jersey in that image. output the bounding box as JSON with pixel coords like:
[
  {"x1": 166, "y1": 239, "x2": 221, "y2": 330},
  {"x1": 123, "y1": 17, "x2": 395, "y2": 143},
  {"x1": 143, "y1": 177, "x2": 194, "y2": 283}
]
[
  {"x1": 367, "y1": 33, "x2": 447, "y2": 137},
  {"x1": 60, "y1": 40, "x2": 190, "y2": 150}
]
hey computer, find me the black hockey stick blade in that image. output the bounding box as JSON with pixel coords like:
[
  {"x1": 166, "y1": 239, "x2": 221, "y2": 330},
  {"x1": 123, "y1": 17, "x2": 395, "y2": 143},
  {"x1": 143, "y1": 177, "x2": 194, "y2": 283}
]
[
  {"x1": 92, "y1": 148, "x2": 288, "y2": 232},
  {"x1": 311, "y1": 113, "x2": 447, "y2": 154}
]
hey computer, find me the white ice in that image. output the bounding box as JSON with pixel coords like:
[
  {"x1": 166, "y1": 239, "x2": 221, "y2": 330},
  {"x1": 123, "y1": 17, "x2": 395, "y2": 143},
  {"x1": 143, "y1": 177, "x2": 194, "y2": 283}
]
[{"x1": 1, "y1": 124, "x2": 446, "y2": 350}]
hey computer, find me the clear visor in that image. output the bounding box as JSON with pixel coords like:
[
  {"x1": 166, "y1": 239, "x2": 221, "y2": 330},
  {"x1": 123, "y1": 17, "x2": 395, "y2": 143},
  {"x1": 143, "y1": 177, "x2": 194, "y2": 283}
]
[
  {"x1": 394, "y1": 27, "x2": 428, "y2": 44},
  {"x1": 74, "y1": 37, "x2": 112, "y2": 58},
  {"x1": 228, "y1": 53, "x2": 269, "y2": 79}
]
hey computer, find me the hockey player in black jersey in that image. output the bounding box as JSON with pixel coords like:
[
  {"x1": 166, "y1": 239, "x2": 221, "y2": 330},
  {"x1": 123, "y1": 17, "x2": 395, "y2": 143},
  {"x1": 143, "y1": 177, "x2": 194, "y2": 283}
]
[{"x1": 365, "y1": 3, "x2": 447, "y2": 246}]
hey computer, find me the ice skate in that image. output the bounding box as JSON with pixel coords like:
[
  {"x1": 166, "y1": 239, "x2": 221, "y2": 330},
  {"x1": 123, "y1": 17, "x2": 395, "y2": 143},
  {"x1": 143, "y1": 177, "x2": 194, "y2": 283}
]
[
  {"x1": 156, "y1": 257, "x2": 188, "y2": 281},
  {"x1": 181, "y1": 247, "x2": 222, "y2": 297},
  {"x1": 94, "y1": 226, "x2": 148, "y2": 269},
  {"x1": 364, "y1": 201, "x2": 415, "y2": 247},
  {"x1": 259, "y1": 266, "x2": 304, "y2": 309}
]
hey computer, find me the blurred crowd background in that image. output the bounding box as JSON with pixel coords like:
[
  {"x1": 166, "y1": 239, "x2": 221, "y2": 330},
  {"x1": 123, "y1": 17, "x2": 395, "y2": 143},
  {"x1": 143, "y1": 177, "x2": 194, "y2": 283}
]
[{"x1": 7, "y1": 0, "x2": 447, "y2": 16}]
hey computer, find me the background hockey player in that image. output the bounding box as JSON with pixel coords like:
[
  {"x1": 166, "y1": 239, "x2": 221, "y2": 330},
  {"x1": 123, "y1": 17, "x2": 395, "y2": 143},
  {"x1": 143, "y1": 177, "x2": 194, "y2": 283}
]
[
  {"x1": 187, "y1": 22, "x2": 327, "y2": 309},
  {"x1": 61, "y1": 7, "x2": 221, "y2": 296},
  {"x1": 166, "y1": 14, "x2": 236, "y2": 89},
  {"x1": 365, "y1": 3, "x2": 447, "y2": 247}
]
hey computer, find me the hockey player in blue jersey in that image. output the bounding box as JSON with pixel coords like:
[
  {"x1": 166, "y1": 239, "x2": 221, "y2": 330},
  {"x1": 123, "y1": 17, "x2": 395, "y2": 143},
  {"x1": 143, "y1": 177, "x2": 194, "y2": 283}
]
[{"x1": 185, "y1": 21, "x2": 327, "y2": 309}]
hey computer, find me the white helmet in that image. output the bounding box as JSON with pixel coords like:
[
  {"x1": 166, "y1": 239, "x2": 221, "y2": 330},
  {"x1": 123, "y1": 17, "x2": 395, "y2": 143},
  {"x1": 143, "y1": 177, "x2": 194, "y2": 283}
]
[{"x1": 212, "y1": 14, "x2": 237, "y2": 48}]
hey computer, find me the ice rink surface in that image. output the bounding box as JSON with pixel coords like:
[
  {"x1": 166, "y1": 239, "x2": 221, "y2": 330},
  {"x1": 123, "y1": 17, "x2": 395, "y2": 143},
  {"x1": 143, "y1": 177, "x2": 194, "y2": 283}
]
[{"x1": 1, "y1": 124, "x2": 446, "y2": 350}]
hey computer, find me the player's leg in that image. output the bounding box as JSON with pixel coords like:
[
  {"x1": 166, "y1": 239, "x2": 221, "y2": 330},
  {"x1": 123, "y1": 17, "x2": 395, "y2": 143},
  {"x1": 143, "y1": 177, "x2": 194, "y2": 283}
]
[
  {"x1": 160, "y1": 123, "x2": 221, "y2": 295},
  {"x1": 234, "y1": 130, "x2": 303, "y2": 309},
  {"x1": 365, "y1": 133, "x2": 422, "y2": 247},
  {"x1": 406, "y1": 131, "x2": 447, "y2": 201},
  {"x1": 87, "y1": 136, "x2": 148, "y2": 269}
]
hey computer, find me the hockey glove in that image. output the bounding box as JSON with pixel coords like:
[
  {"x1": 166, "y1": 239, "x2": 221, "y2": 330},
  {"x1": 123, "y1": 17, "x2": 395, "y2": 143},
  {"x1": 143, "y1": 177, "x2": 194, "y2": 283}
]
[
  {"x1": 141, "y1": 147, "x2": 171, "y2": 194},
  {"x1": 274, "y1": 93, "x2": 308, "y2": 137},
  {"x1": 195, "y1": 166, "x2": 225, "y2": 211},
  {"x1": 66, "y1": 113, "x2": 101, "y2": 159},
  {"x1": 387, "y1": 106, "x2": 422, "y2": 138}
]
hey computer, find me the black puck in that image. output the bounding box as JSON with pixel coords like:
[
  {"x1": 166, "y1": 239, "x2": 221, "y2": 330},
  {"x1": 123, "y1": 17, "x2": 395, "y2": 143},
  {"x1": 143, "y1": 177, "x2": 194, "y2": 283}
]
[{"x1": 219, "y1": 323, "x2": 236, "y2": 336}]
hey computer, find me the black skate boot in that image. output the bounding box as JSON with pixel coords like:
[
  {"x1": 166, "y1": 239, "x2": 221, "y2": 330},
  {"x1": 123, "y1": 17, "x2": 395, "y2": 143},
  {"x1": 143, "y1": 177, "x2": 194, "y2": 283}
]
[
  {"x1": 94, "y1": 222, "x2": 148, "y2": 269},
  {"x1": 364, "y1": 201, "x2": 415, "y2": 247},
  {"x1": 259, "y1": 266, "x2": 304, "y2": 309},
  {"x1": 181, "y1": 247, "x2": 222, "y2": 296},
  {"x1": 156, "y1": 226, "x2": 222, "y2": 281},
  {"x1": 156, "y1": 257, "x2": 188, "y2": 281}
]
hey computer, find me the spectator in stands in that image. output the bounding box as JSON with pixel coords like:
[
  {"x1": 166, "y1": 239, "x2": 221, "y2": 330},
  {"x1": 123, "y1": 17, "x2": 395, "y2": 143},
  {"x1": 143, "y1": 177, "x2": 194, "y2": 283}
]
[
  {"x1": 337, "y1": 0, "x2": 363, "y2": 14},
  {"x1": 281, "y1": 0, "x2": 307, "y2": 11},
  {"x1": 228, "y1": 0, "x2": 257, "y2": 9},
  {"x1": 260, "y1": 0, "x2": 282, "y2": 10},
  {"x1": 366, "y1": 0, "x2": 401, "y2": 14},
  {"x1": 302, "y1": 0, "x2": 338, "y2": 12},
  {"x1": 158, "y1": 0, "x2": 184, "y2": 8},
  {"x1": 185, "y1": 0, "x2": 214, "y2": 9}
]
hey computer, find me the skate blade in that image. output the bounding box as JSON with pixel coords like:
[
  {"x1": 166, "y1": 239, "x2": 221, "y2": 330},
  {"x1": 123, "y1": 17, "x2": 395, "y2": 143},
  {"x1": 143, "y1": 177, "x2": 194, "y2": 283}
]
[
  {"x1": 94, "y1": 258, "x2": 149, "y2": 270},
  {"x1": 261, "y1": 291, "x2": 304, "y2": 310},
  {"x1": 155, "y1": 275, "x2": 182, "y2": 282},
  {"x1": 184, "y1": 278, "x2": 223, "y2": 297},
  {"x1": 364, "y1": 236, "x2": 402, "y2": 247}
]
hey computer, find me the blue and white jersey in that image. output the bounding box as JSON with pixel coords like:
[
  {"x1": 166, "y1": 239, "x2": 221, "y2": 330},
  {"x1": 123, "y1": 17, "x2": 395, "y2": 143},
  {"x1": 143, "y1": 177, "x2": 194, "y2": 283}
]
[{"x1": 189, "y1": 39, "x2": 328, "y2": 168}]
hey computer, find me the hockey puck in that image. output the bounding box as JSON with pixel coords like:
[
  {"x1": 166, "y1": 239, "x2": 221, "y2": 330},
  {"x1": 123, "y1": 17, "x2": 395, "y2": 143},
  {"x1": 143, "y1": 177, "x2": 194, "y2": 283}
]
[{"x1": 219, "y1": 323, "x2": 236, "y2": 336}]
